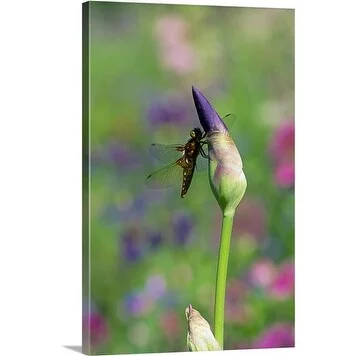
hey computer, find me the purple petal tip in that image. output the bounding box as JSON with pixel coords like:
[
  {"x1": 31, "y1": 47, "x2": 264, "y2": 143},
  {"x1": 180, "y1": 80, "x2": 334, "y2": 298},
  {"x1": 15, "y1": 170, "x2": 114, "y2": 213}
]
[{"x1": 191, "y1": 86, "x2": 228, "y2": 133}]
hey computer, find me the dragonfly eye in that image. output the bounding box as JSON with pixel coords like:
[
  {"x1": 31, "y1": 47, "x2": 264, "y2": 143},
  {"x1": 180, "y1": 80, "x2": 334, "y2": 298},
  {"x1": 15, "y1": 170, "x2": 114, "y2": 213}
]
[{"x1": 190, "y1": 130, "x2": 196, "y2": 138}]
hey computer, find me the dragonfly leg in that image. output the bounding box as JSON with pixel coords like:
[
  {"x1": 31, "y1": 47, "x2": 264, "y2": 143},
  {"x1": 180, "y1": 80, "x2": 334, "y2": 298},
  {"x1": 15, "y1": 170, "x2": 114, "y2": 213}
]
[{"x1": 199, "y1": 146, "x2": 209, "y2": 159}]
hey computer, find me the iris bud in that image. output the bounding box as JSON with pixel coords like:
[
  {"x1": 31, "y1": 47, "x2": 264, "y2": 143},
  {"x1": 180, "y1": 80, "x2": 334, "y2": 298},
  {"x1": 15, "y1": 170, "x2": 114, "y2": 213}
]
[
  {"x1": 185, "y1": 304, "x2": 221, "y2": 351},
  {"x1": 192, "y1": 86, "x2": 247, "y2": 216}
]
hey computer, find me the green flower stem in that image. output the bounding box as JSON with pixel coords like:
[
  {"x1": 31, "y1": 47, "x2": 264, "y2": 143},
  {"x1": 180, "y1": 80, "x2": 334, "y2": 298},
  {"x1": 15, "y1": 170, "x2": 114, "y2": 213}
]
[{"x1": 214, "y1": 212, "x2": 235, "y2": 348}]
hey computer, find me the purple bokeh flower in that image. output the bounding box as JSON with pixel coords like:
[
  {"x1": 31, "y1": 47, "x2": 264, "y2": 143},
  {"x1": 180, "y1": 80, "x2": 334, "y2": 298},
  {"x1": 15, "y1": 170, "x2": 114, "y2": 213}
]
[
  {"x1": 146, "y1": 95, "x2": 191, "y2": 127},
  {"x1": 123, "y1": 291, "x2": 153, "y2": 317},
  {"x1": 145, "y1": 274, "x2": 167, "y2": 301},
  {"x1": 92, "y1": 142, "x2": 141, "y2": 171},
  {"x1": 172, "y1": 213, "x2": 193, "y2": 245},
  {"x1": 106, "y1": 143, "x2": 135, "y2": 166},
  {"x1": 253, "y1": 323, "x2": 295, "y2": 348},
  {"x1": 120, "y1": 227, "x2": 143, "y2": 262},
  {"x1": 103, "y1": 197, "x2": 147, "y2": 223},
  {"x1": 103, "y1": 190, "x2": 168, "y2": 224},
  {"x1": 147, "y1": 231, "x2": 163, "y2": 249},
  {"x1": 269, "y1": 119, "x2": 295, "y2": 188},
  {"x1": 268, "y1": 260, "x2": 295, "y2": 300},
  {"x1": 82, "y1": 311, "x2": 108, "y2": 347},
  {"x1": 160, "y1": 290, "x2": 180, "y2": 308}
]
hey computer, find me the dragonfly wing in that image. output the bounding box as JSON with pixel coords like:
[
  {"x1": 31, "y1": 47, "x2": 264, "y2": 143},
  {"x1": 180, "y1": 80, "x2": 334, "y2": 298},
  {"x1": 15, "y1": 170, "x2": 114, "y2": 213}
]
[
  {"x1": 195, "y1": 154, "x2": 208, "y2": 172},
  {"x1": 146, "y1": 160, "x2": 183, "y2": 189},
  {"x1": 149, "y1": 143, "x2": 185, "y2": 163},
  {"x1": 221, "y1": 113, "x2": 236, "y2": 131}
]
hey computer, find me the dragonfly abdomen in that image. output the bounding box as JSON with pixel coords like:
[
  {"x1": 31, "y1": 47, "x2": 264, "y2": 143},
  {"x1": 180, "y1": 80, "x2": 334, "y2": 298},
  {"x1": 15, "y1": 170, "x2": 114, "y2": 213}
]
[{"x1": 181, "y1": 164, "x2": 196, "y2": 198}]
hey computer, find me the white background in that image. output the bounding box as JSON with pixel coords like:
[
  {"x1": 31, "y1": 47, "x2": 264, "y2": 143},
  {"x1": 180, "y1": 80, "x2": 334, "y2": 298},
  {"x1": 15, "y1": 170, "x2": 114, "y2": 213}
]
[{"x1": 0, "y1": 0, "x2": 355, "y2": 355}]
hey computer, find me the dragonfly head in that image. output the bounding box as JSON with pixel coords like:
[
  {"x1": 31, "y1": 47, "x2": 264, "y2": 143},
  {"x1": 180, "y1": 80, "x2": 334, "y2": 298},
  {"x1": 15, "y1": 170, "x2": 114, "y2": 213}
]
[{"x1": 190, "y1": 127, "x2": 203, "y2": 140}]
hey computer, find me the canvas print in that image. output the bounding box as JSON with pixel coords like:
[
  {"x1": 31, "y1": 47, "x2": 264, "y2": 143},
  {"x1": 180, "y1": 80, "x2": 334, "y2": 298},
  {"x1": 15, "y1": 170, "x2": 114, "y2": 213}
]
[{"x1": 82, "y1": 1, "x2": 295, "y2": 355}]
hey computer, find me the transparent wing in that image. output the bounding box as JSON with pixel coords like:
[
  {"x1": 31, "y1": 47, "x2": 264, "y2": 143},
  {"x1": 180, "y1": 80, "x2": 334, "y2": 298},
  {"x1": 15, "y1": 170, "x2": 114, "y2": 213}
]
[
  {"x1": 221, "y1": 113, "x2": 236, "y2": 130},
  {"x1": 195, "y1": 153, "x2": 209, "y2": 172},
  {"x1": 146, "y1": 159, "x2": 183, "y2": 189},
  {"x1": 149, "y1": 143, "x2": 185, "y2": 163}
]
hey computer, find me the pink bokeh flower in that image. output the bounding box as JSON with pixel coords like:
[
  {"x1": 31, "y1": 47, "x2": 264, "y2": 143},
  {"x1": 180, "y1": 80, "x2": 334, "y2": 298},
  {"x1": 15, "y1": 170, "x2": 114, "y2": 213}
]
[
  {"x1": 159, "y1": 309, "x2": 182, "y2": 342},
  {"x1": 155, "y1": 15, "x2": 188, "y2": 47},
  {"x1": 253, "y1": 322, "x2": 295, "y2": 348},
  {"x1": 154, "y1": 15, "x2": 198, "y2": 74},
  {"x1": 269, "y1": 119, "x2": 295, "y2": 188},
  {"x1": 248, "y1": 258, "x2": 294, "y2": 301},
  {"x1": 212, "y1": 197, "x2": 266, "y2": 249},
  {"x1": 161, "y1": 44, "x2": 196, "y2": 74},
  {"x1": 270, "y1": 119, "x2": 295, "y2": 162},
  {"x1": 275, "y1": 162, "x2": 295, "y2": 188},
  {"x1": 225, "y1": 279, "x2": 252, "y2": 324},
  {"x1": 248, "y1": 259, "x2": 277, "y2": 288},
  {"x1": 82, "y1": 311, "x2": 108, "y2": 347},
  {"x1": 268, "y1": 260, "x2": 295, "y2": 300},
  {"x1": 233, "y1": 196, "x2": 267, "y2": 242}
]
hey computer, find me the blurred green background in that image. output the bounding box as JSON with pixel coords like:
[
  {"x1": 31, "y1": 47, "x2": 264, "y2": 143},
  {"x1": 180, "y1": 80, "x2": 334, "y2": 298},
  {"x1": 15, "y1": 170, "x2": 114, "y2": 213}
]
[{"x1": 83, "y1": 2, "x2": 295, "y2": 354}]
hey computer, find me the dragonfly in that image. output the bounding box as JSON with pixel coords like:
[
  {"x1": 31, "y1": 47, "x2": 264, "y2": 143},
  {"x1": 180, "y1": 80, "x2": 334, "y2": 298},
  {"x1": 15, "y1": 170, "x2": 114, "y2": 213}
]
[
  {"x1": 146, "y1": 127, "x2": 208, "y2": 198},
  {"x1": 146, "y1": 113, "x2": 236, "y2": 198}
]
